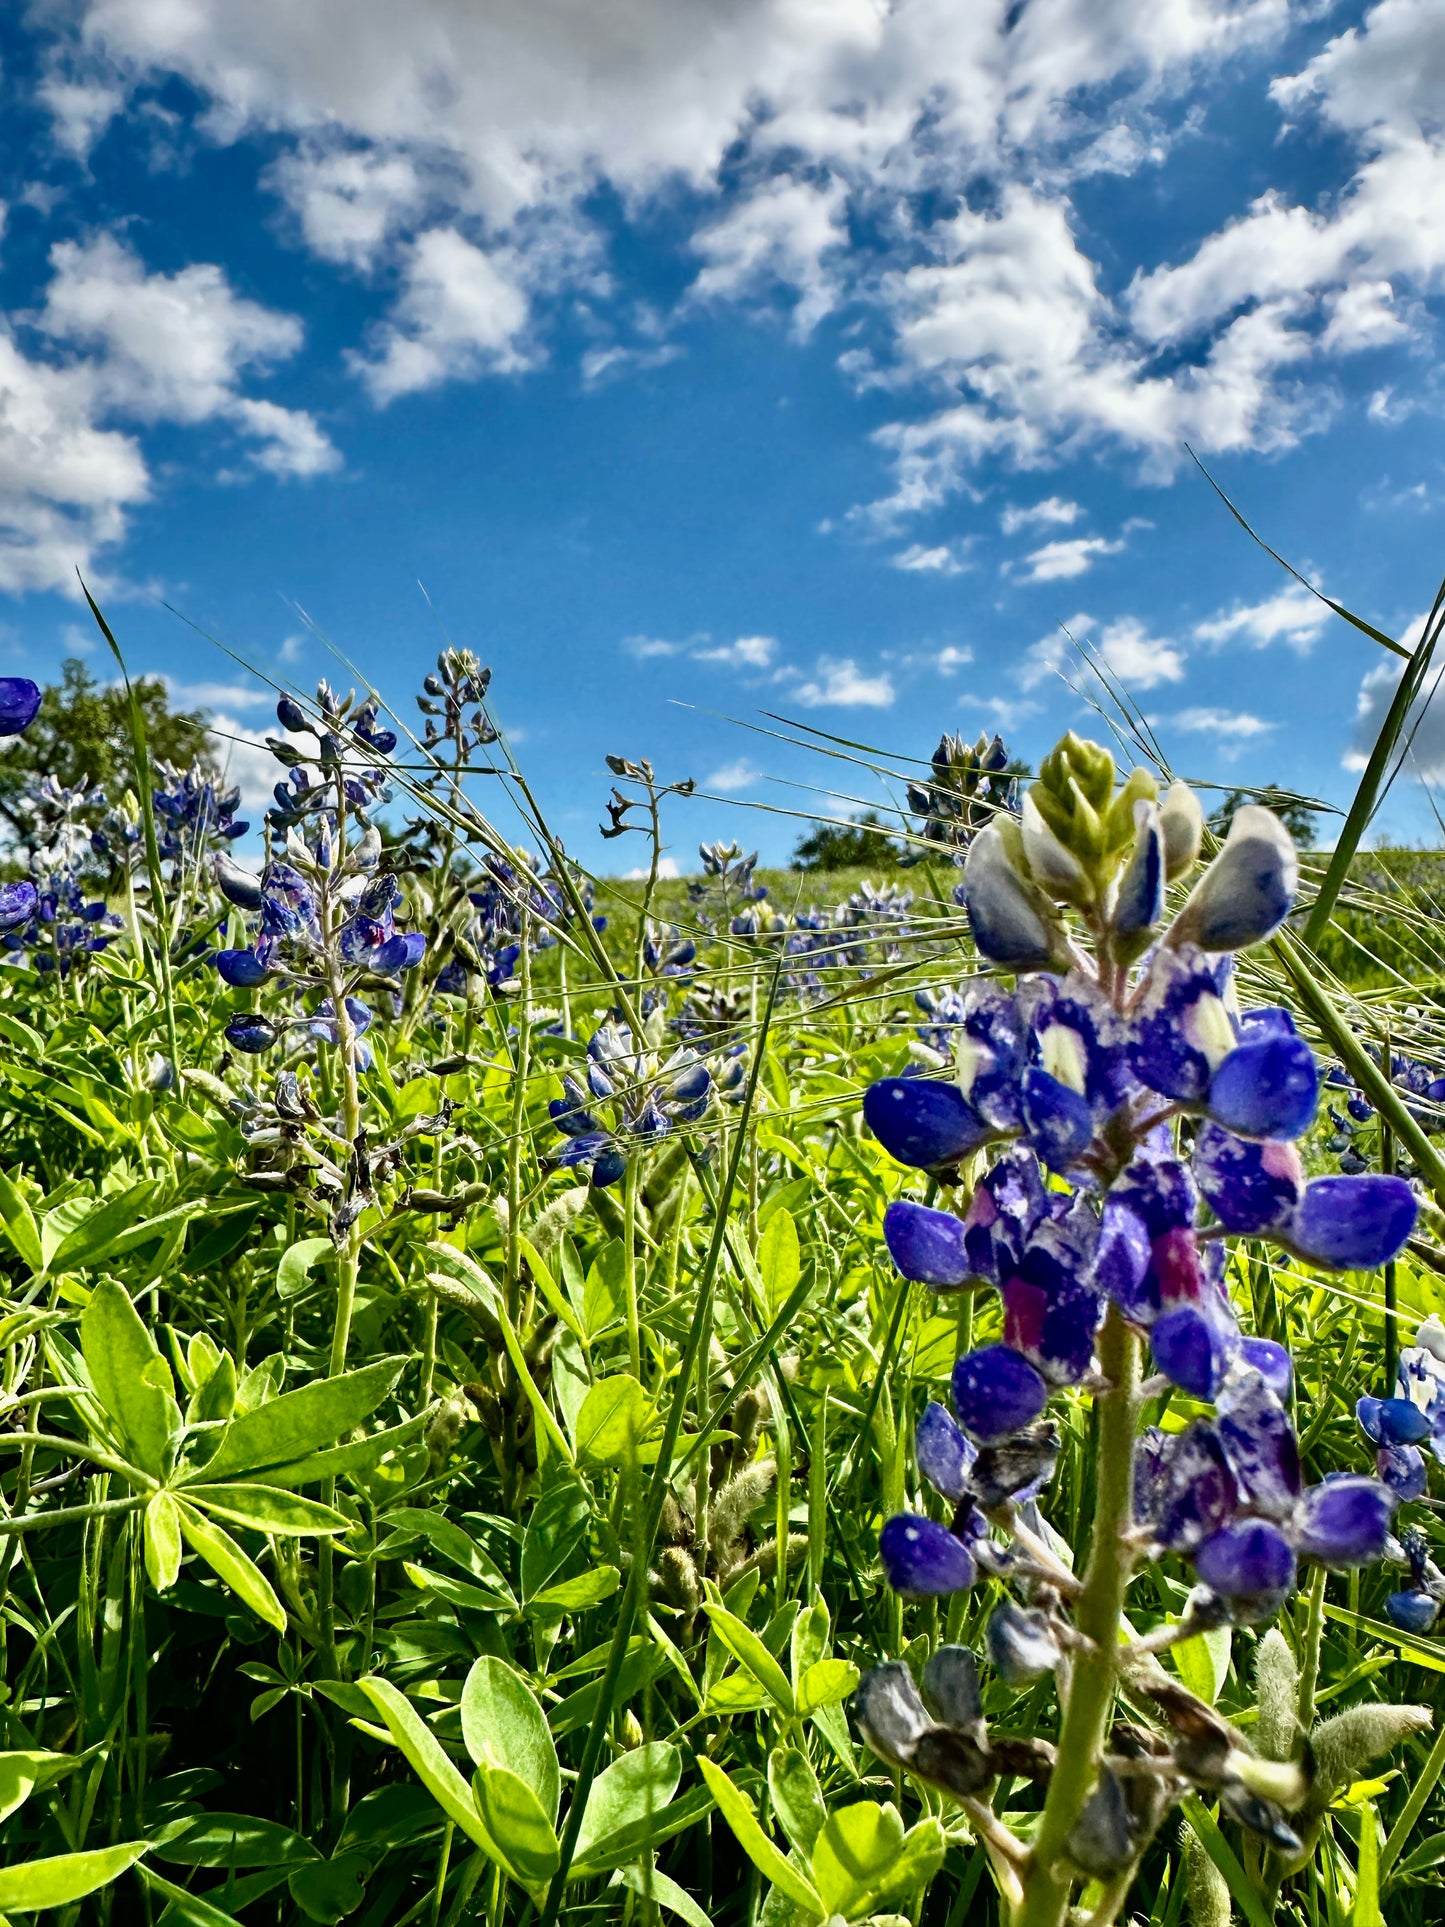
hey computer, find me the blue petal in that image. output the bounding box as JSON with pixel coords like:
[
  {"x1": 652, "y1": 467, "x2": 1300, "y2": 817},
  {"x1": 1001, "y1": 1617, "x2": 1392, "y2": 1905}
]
[
  {"x1": 1386, "y1": 1589, "x2": 1440, "y2": 1632},
  {"x1": 1356, "y1": 1395, "x2": 1431, "y2": 1446},
  {"x1": 1295, "y1": 1475, "x2": 1396, "y2": 1568},
  {"x1": 1151, "y1": 1306, "x2": 1236, "y2": 1400},
  {"x1": 879, "y1": 1513, "x2": 976, "y2": 1595},
  {"x1": 1135, "y1": 1422, "x2": 1239, "y2": 1552},
  {"x1": 915, "y1": 1401, "x2": 977, "y2": 1502},
  {"x1": 215, "y1": 947, "x2": 271, "y2": 988},
  {"x1": 863, "y1": 1077, "x2": 991, "y2": 1169},
  {"x1": 1290, "y1": 1176, "x2": 1417, "y2": 1271},
  {"x1": 1193, "y1": 1519, "x2": 1297, "y2": 1614},
  {"x1": 1237, "y1": 1338, "x2": 1293, "y2": 1401},
  {"x1": 1208, "y1": 1030, "x2": 1318, "y2": 1141},
  {"x1": 1192, "y1": 1123, "x2": 1303, "y2": 1234},
  {"x1": 1377, "y1": 1444, "x2": 1428, "y2": 1501},
  {"x1": 951, "y1": 1344, "x2": 1049, "y2": 1444},
  {"x1": 0, "y1": 677, "x2": 41, "y2": 737},
  {"x1": 1020, "y1": 1068, "x2": 1093, "y2": 1171},
  {"x1": 883, "y1": 1200, "x2": 974, "y2": 1288}
]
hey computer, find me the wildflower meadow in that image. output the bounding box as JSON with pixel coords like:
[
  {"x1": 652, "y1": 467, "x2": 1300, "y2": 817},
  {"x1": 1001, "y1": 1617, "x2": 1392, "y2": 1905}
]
[{"x1": 2, "y1": 566, "x2": 1445, "y2": 1927}]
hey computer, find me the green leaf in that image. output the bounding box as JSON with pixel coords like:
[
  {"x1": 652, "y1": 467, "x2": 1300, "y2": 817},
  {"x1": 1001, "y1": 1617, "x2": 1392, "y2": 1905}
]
[
  {"x1": 0, "y1": 1842, "x2": 148, "y2": 1912},
  {"x1": 758, "y1": 1209, "x2": 800, "y2": 1318},
  {"x1": 386, "y1": 1508, "x2": 515, "y2": 1600},
  {"x1": 877, "y1": 1819, "x2": 946, "y2": 1908},
  {"x1": 790, "y1": 1591, "x2": 830, "y2": 1690},
  {"x1": 336, "y1": 1786, "x2": 443, "y2": 1858},
  {"x1": 705, "y1": 1674, "x2": 770, "y2": 1716},
  {"x1": 575, "y1": 1375, "x2": 656, "y2": 1467},
  {"x1": 154, "y1": 1815, "x2": 319, "y2": 1868},
  {"x1": 1180, "y1": 1798, "x2": 1274, "y2": 1927},
  {"x1": 176, "y1": 1500, "x2": 286, "y2": 1632},
  {"x1": 520, "y1": 1474, "x2": 590, "y2": 1603},
  {"x1": 572, "y1": 1743, "x2": 680, "y2": 1869},
  {"x1": 51, "y1": 1183, "x2": 158, "y2": 1272},
  {"x1": 277, "y1": 1238, "x2": 334, "y2": 1302},
  {"x1": 0, "y1": 1751, "x2": 76, "y2": 1825},
  {"x1": 460, "y1": 1657, "x2": 560, "y2": 1825},
  {"x1": 190, "y1": 1352, "x2": 237, "y2": 1426},
  {"x1": 245, "y1": 1412, "x2": 428, "y2": 1488},
  {"x1": 1173, "y1": 1625, "x2": 1231, "y2": 1705},
  {"x1": 473, "y1": 1764, "x2": 560, "y2": 1896},
  {"x1": 0, "y1": 1169, "x2": 43, "y2": 1274},
  {"x1": 702, "y1": 1602, "x2": 795, "y2": 1717},
  {"x1": 404, "y1": 1562, "x2": 514, "y2": 1615},
  {"x1": 356, "y1": 1677, "x2": 492, "y2": 1856},
  {"x1": 1394, "y1": 1829, "x2": 1445, "y2": 1879},
  {"x1": 796, "y1": 1658, "x2": 858, "y2": 1718},
  {"x1": 189, "y1": 1485, "x2": 350, "y2": 1536},
  {"x1": 696, "y1": 1759, "x2": 823, "y2": 1920},
  {"x1": 1354, "y1": 1802, "x2": 1384, "y2": 1927},
  {"x1": 288, "y1": 1854, "x2": 370, "y2": 1923},
  {"x1": 528, "y1": 1566, "x2": 620, "y2": 1616},
  {"x1": 612, "y1": 1862, "x2": 714, "y2": 1927},
  {"x1": 581, "y1": 1239, "x2": 625, "y2": 1340},
  {"x1": 809, "y1": 1800, "x2": 905, "y2": 1921},
  {"x1": 81, "y1": 1277, "x2": 179, "y2": 1476},
  {"x1": 768, "y1": 1747, "x2": 826, "y2": 1859},
  {"x1": 190, "y1": 1358, "x2": 403, "y2": 1482},
  {"x1": 145, "y1": 1492, "x2": 182, "y2": 1590}
]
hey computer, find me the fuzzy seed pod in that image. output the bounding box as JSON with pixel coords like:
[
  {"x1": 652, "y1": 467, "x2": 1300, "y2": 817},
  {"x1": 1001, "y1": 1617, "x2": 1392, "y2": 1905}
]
[
  {"x1": 740, "y1": 1533, "x2": 811, "y2": 1584},
  {"x1": 1254, "y1": 1628, "x2": 1300, "y2": 1763},
  {"x1": 1184, "y1": 1820, "x2": 1231, "y2": 1927},
  {"x1": 707, "y1": 1457, "x2": 777, "y2": 1556},
  {"x1": 1309, "y1": 1702, "x2": 1432, "y2": 1809},
  {"x1": 525, "y1": 1185, "x2": 589, "y2": 1263},
  {"x1": 656, "y1": 1546, "x2": 702, "y2": 1617}
]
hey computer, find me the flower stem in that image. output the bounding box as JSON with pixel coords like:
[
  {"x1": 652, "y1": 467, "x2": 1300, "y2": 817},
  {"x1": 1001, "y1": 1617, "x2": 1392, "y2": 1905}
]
[{"x1": 1017, "y1": 1304, "x2": 1141, "y2": 1927}]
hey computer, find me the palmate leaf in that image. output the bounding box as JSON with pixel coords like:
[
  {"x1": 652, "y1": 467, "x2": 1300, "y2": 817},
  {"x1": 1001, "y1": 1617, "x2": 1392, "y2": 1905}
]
[
  {"x1": 183, "y1": 1357, "x2": 404, "y2": 1483},
  {"x1": 81, "y1": 1277, "x2": 180, "y2": 1477}
]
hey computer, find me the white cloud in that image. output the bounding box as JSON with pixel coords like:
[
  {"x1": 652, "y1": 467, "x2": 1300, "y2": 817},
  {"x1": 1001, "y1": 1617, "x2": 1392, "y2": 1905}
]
[
  {"x1": 693, "y1": 634, "x2": 777, "y2": 670},
  {"x1": 690, "y1": 176, "x2": 847, "y2": 338},
  {"x1": 266, "y1": 143, "x2": 426, "y2": 269},
  {"x1": 622, "y1": 634, "x2": 681, "y2": 659},
  {"x1": 1346, "y1": 644, "x2": 1445, "y2": 780},
  {"x1": 1017, "y1": 534, "x2": 1124, "y2": 582},
  {"x1": 230, "y1": 399, "x2": 342, "y2": 478},
  {"x1": 1022, "y1": 613, "x2": 1186, "y2": 691},
  {"x1": 626, "y1": 855, "x2": 681, "y2": 879},
  {"x1": 936, "y1": 645, "x2": 973, "y2": 673},
  {"x1": 1001, "y1": 496, "x2": 1082, "y2": 534},
  {"x1": 792, "y1": 655, "x2": 894, "y2": 708},
  {"x1": 352, "y1": 228, "x2": 533, "y2": 402},
  {"x1": 893, "y1": 543, "x2": 965, "y2": 574},
  {"x1": 1193, "y1": 583, "x2": 1332, "y2": 652},
  {"x1": 704, "y1": 758, "x2": 762, "y2": 792},
  {"x1": 1157, "y1": 705, "x2": 1276, "y2": 761},
  {"x1": 278, "y1": 633, "x2": 307, "y2": 664},
  {"x1": 164, "y1": 676, "x2": 273, "y2": 711}
]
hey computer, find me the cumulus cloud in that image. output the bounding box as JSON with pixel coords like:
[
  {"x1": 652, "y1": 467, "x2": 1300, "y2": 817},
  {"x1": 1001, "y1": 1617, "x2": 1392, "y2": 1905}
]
[
  {"x1": 1156, "y1": 704, "x2": 1276, "y2": 760},
  {"x1": 693, "y1": 635, "x2": 777, "y2": 669},
  {"x1": 1016, "y1": 534, "x2": 1124, "y2": 582},
  {"x1": 1022, "y1": 613, "x2": 1186, "y2": 691},
  {"x1": 1346, "y1": 649, "x2": 1445, "y2": 780},
  {"x1": 893, "y1": 543, "x2": 965, "y2": 574},
  {"x1": 1193, "y1": 583, "x2": 1333, "y2": 652},
  {"x1": 352, "y1": 228, "x2": 533, "y2": 401},
  {"x1": 792, "y1": 655, "x2": 894, "y2": 707},
  {"x1": 937, "y1": 645, "x2": 973, "y2": 673},
  {"x1": 704, "y1": 757, "x2": 763, "y2": 792},
  {"x1": 1001, "y1": 496, "x2": 1082, "y2": 535},
  {"x1": 689, "y1": 175, "x2": 847, "y2": 338}
]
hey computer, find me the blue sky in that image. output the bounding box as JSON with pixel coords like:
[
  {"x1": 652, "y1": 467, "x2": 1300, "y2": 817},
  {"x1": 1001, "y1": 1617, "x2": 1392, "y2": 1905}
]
[{"x1": 2, "y1": 0, "x2": 1444, "y2": 869}]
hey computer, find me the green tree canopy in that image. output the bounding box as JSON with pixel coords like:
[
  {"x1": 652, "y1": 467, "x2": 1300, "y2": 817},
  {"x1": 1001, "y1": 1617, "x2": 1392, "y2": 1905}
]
[
  {"x1": 0, "y1": 657, "x2": 215, "y2": 850},
  {"x1": 791, "y1": 810, "x2": 902, "y2": 871},
  {"x1": 1208, "y1": 784, "x2": 1319, "y2": 850}
]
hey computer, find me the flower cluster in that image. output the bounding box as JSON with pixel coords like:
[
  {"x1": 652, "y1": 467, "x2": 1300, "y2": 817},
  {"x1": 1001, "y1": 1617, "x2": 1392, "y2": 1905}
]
[
  {"x1": 3, "y1": 773, "x2": 121, "y2": 976},
  {"x1": 266, "y1": 681, "x2": 394, "y2": 836},
  {"x1": 862, "y1": 732, "x2": 1414, "y2": 1638},
  {"x1": 905, "y1": 730, "x2": 1016, "y2": 860},
  {"x1": 549, "y1": 1016, "x2": 720, "y2": 1186},
  {"x1": 1355, "y1": 1313, "x2": 1445, "y2": 1628}
]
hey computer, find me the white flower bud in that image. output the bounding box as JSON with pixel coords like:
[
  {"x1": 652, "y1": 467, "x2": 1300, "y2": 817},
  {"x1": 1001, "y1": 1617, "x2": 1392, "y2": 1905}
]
[
  {"x1": 1160, "y1": 779, "x2": 1204, "y2": 881},
  {"x1": 962, "y1": 821, "x2": 1065, "y2": 969},
  {"x1": 1166, "y1": 805, "x2": 1297, "y2": 953}
]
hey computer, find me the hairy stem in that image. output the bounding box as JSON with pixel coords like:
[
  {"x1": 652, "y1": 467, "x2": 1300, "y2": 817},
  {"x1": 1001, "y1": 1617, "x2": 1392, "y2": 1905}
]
[{"x1": 1017, "y1": 1305, "x2": 1141, "y2": 1927}]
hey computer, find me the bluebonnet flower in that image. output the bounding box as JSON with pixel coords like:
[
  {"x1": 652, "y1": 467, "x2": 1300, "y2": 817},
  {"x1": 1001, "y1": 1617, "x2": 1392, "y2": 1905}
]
[
  {"x1": 0, "y1": 678, "x2": 41, "y2": 737},
  {"x1": 148, "y1": 760, "x2": 248, "y2": 863},
  {"x1": 548, "y1": 1017, "x2": 713, "y2": 1186},
  {"x1": 1384, "y1": 1524, "x2": 1445, "y2": 1632},
  {"x1": 905, "y1": 731, "x2": 1017, "y2": 861},
  {"x1": 3, "y1": 775, "x2": 122, "y2": 977},
  {"x1": 1358, "y1": 1314, "x2": 1445, "y2": 1502},
  {"x1": 861, "y1": 731, "x2": 1409, "y2": 1636}
]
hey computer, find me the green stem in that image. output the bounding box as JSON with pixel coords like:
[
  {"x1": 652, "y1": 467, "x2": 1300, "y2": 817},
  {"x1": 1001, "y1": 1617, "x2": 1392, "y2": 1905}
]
[
  {"x1": 1017, "y1": 1306, "x2": 1140, "y2": 1927},
  {"x1": 623, "y1": 1154, "x2": 641, "y2": 1380},
  {"x1": 1295, "y1": 1563, "x2": 1327, "y2": 1744}
]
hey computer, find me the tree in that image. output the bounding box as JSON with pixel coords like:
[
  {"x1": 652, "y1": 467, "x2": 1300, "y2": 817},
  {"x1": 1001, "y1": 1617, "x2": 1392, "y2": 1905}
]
[
  {"x1": 791, "y1": 810, "x2": 902, "y2": 871},
  {"x1": 0, "y1": 657, "x2": 216, "y2": 851},
  {"x1": 1208, "y1": 785, "x2": 1319, "y2": 850}
]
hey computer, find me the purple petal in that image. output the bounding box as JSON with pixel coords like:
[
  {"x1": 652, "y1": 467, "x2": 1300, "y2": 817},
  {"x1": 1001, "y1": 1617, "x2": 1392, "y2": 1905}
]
[
  {"x1": 1002, "y1": 1277, "x2": 1101, "y2": 1385},
  {"x1": 1386, "y1": 1590, "x2": 1440, "y2": 1633},
  {"x1": 915, "y1": 1401, "x2": 977, "y2": 1502},
  {"x1": 0, "y1": 880, "x2": 37, "y2": 932},
  {"x1": 1237, "y1": 1338, "x2": 1293, "y2": 1402},
  {"x1": 0, "y1": 677, "x2": 41, "y2": 737},
  {"x1": 215, "y1": 947, "x2": 272, "y2": 988},
  {"x1": 884, "y1": 1200, "x2": 974, "y2": 1289},
  {"x1": 1289, "y1": 1176, "x2": 1418, "y2": 1271},
  {"x1": 879, "y1": 1513, "x2": 976, "y2": 1595},
  {"x1": 1377, "y1": 1444, "x2": 1428, "y2": 1501},
  {"x1": 1151, "y1": 1304, "x2": 1237, "y2": 1400},
  {"x1": 1095, "y1": 1198, "x2": 1156, "y2": 1322},
  {"x1": 1193, "y1": 1123, "x2": 1303, "y2": 1234},
  {"x1": 1356, "y1": 1396, "x2": 1431, "y2": 1447},
  {"x1": 1136, "y1": 1422, "x2": 1239, "y2": 1552},
  {"x1": 952, "y1": 1344, "x2": 1049, "y2": 1444},
  {"x1": 1193, "y1": 1520, "x2": 1297, "y2": 1614},
  {"x1": 1216, "y1": 1376, "x2": 1300, "y2": 1519},
  {"x1": 1020, "y1": 1068, "x2": 1093, "y2": 1171},
  {"x1": 1295, "y1": 1476, "x2": 1396, "y2": 1568},
  {"x1": 1208, "y1": 1030, "x2": 1318, "y2": 1141},
  {"x1": 863, "y1": 1078, "x2": 991, "y2": 1169}
]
